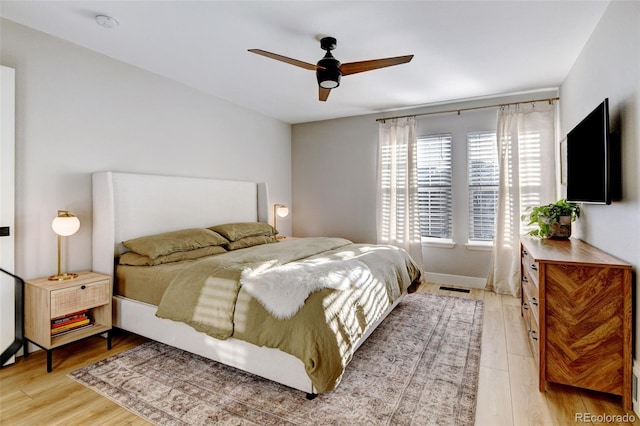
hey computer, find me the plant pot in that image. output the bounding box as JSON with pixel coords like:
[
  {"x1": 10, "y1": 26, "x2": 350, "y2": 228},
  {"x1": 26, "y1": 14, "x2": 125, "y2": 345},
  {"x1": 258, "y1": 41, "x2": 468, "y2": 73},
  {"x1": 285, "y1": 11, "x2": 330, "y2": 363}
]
[{"x1": 549, "y1": 215, "x2": 572, "y2": 239}]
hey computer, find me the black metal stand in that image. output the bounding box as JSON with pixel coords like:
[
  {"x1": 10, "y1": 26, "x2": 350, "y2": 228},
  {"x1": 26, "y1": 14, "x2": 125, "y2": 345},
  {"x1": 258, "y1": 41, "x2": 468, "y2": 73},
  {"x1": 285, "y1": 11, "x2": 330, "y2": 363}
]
[
  {"x1": 0, "y1": 268, "x2": 24, "y2": 368},
  {"x1": 24, "y1": 329, "x2": 112, "y2": 372}
]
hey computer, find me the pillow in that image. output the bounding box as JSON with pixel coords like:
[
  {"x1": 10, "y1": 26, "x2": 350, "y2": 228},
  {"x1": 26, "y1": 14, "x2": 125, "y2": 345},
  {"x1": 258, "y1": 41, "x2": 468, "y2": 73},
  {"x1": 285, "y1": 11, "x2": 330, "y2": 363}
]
[
  {"x1": 208, "y1": 222, "x2": 277, "y2": 242},
  {"x1": 122, "y1": 228, "x2": 229, "y2": 259},
  {"x1": 226, "y1": 235, "x2": 278, "y2": 250},
  {"x1": 119, "y1": 245, "x2": 227, "y2": 266}
]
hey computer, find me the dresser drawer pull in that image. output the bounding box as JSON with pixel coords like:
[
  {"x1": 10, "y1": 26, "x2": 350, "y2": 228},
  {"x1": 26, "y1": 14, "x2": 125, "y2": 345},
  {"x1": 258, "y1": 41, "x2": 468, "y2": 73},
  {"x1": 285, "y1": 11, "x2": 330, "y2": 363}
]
[
  {"x1": 523, "y1": 250, "x2": 528, "y2": 256},
  {"x1": 530, "y1": 264, "x2": 538, "y2": 271},
  {"x1": 531, "y1": 297, "x2": 538, "y2": 306},
  {"x1": 522, "y1": 276, "x2": 528, "y2": 283},
  {"x1": 522, "y1": 302, "x2": 529, "y2": 310},
  {"x1": 529, "y1": 330, "x2": 538, "y2": 341},
  {"x1": 81, "y1": 285, "x2": 86, "y2": 290}
]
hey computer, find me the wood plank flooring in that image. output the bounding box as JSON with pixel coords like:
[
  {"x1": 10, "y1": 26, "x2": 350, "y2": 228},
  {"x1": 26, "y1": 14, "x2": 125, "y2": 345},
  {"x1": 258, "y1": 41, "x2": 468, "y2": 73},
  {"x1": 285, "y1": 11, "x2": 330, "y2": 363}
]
[{"x1": 1, "y1": 284, "x2": 637, "y2": 425}]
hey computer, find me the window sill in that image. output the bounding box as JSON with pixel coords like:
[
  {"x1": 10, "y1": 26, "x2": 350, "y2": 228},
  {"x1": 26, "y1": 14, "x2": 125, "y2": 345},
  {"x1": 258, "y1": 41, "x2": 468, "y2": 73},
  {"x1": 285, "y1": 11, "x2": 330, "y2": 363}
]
[
  {"x1": 421, "y1": 238, "x2": 456, "y2": 249},
  {"x1": 465, "y1": 241, "x2": 494, "y2": 251}
]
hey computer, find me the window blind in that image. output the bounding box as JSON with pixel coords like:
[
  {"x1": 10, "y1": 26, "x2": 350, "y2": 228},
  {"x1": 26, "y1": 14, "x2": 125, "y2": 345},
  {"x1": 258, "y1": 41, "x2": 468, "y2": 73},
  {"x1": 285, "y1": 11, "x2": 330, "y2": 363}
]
[
  {"x1": 467, "y1": 131, "x2": 499, "y2": 241},
  {"x1": 417, "y1": 134, "x2": 452, "y2": 239}
]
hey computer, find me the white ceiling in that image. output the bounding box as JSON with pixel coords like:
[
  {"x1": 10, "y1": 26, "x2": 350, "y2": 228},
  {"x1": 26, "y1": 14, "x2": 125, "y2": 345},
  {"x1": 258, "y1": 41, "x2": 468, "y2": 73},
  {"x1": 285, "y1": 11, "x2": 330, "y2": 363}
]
[{"x1": 0, "y1": 1, "x2": 609, "y2": 124}]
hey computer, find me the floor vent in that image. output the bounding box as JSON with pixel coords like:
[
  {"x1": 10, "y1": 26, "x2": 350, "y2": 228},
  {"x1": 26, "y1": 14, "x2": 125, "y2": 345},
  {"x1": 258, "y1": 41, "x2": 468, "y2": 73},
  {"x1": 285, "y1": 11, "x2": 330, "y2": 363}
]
[{"x1": 439, "y1": 286, "x2": 471, "y2": 294}]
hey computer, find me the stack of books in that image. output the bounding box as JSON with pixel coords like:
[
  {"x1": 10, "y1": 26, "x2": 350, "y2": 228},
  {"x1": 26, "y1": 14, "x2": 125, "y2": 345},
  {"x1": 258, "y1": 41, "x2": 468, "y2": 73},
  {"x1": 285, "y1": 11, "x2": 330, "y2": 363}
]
[{"x1": 51, "y1": 310, "x2": 92, "y2": 336}]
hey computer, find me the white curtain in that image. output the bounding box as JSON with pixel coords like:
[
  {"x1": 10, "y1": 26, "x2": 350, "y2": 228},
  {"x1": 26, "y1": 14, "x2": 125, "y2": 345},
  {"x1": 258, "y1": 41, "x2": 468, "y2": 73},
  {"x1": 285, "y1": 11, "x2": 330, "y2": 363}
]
[
  {"x1": 376, "y1": 117, "x2": 424, "y2": 272},
  {"x1": 486, "y1": 102, "x2": 557, "y2": 296}
]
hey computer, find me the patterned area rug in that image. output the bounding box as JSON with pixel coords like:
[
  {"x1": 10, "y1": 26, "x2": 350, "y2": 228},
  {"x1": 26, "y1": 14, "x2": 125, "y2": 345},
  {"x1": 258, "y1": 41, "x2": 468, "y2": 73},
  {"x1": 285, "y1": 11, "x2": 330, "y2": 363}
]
[{"x1": 69, "y1": 293, "x2": 483, "y2": 425}]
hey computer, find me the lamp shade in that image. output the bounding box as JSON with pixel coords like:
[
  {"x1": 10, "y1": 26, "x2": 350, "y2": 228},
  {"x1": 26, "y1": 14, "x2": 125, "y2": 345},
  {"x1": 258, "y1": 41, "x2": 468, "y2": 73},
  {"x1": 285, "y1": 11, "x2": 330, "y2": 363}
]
[
  {"x1": 276, "y1": 205, "x2": 289, "y2": 218},
  {"x1": 51, "y1": 211, "x2": 80, "y2": 237}
]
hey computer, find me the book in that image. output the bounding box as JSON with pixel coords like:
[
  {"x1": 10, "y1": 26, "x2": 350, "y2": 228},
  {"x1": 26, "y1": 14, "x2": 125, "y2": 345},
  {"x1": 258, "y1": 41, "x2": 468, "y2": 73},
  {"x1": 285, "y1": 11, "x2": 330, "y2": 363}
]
[
  {"x1": 50, "y1": 323, "x2": 94, "y2": 337},
  {"x1": 51, "y1": 309, "x2": 89, "y2": 322},
  {"x1": 51, "y1": 318, "x2": 91, "y2": 335},
  {"x1": 52, "y1": 313, "x2": 89, "y2": 329}
]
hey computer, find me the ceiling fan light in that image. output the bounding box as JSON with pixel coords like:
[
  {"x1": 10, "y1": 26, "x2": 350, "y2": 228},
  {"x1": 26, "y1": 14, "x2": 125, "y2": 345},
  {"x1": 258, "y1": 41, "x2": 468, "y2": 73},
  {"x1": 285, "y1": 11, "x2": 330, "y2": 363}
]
[
  {"x1": 319, "y1": 79, "x2": 339, "y2": 89},
  {"x1": 317, "y1": 68, "x2": 341, "y2": 89}
]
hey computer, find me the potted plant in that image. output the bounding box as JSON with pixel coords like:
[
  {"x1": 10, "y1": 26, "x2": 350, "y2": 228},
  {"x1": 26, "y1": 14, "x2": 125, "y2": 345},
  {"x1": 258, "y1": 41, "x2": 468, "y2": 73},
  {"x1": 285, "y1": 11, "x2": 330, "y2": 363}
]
[{"x1": 522, "y1": 199, "x2": 580, "y2": 239}]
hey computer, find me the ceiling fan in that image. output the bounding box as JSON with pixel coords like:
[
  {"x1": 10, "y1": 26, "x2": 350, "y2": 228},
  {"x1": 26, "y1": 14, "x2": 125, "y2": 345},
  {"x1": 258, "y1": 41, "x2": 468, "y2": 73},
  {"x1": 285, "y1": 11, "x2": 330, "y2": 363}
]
[{"x1": 248, "y1": 37, "x2": 414, "y2": 102}]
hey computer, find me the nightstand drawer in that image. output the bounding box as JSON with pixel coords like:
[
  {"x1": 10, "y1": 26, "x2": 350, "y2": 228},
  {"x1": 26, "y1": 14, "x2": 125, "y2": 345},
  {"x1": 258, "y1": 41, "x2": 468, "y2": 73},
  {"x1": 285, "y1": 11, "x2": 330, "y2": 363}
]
[{"x1": 51, "y1": 279, "x2": 110, "y2": 317}]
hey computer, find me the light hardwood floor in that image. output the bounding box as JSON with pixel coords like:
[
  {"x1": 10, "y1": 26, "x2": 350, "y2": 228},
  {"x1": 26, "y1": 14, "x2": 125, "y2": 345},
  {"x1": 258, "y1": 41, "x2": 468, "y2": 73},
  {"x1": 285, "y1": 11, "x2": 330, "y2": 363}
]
[
  {"x1": 417, "y1": 283, "x2": 638, "y2": 426},
  {"x1": 1, "y1": 284, "x2": 637, "y2": 425}
]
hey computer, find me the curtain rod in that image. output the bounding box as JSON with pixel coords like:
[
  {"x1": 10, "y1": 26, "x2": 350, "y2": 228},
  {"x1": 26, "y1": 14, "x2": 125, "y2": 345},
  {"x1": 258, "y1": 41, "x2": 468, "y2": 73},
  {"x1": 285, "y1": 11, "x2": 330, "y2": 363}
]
[{"x1": 375, "y1": 96, "x2": 559, "y2": 122}]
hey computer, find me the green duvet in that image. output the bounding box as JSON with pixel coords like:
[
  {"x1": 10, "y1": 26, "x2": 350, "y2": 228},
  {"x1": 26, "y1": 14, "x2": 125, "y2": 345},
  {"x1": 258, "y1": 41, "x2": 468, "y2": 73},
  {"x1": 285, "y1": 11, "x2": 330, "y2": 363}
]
[{"x1": 156, "y1": 237, "x2": 421, "y2": 392}]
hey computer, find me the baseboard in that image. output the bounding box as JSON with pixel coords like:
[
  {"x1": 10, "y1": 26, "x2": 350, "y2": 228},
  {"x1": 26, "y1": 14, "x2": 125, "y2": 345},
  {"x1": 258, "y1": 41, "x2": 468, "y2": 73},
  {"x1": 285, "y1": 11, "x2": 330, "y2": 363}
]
[
  {"x1": 423, "y1": 272, "x2": 487, "y2": 289},
  {"x1": 633, "y1": 361, "x2": 640, "y2": 415}
]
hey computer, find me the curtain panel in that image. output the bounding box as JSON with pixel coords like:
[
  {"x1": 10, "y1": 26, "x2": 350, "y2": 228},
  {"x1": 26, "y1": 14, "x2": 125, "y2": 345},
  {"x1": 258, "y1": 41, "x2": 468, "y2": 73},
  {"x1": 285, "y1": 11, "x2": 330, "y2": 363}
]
[
  {"x1": 487, "y1": 102, "x2": 558, "y2": 296},
  {"x1": 376, "y1": 117, "x2": 424, "y2": 272}
]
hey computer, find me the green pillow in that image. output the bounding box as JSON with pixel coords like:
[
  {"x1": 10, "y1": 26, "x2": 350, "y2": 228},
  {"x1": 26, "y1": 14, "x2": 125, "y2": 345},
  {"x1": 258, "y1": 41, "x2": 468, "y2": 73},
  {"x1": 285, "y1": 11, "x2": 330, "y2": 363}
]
[
  {"x1": 122, "y1": 228, "x2": 229, "y2": 259},
  {"x1": 119, "y1": 245, "x2": 227, "y2": 266},
  {"x1": 208, "y1": 222, "x2": 277, "y2": 242},
  {"x1": 226, "y1": 235, "x2": 277, "y2": 250}
]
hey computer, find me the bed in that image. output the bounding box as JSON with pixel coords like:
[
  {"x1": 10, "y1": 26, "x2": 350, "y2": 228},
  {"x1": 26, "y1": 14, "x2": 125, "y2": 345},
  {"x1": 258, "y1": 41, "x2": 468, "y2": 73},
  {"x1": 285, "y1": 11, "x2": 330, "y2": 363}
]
[{"x1": 92, "y1": 171, "x2": 421, "y2": 397}]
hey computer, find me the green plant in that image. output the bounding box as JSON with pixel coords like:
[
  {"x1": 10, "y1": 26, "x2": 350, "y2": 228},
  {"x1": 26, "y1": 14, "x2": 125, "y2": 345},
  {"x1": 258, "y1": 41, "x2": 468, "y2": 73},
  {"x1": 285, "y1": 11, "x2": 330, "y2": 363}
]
[{"x1": 522, "y1": 199, "x2": 580, "y2": 238}]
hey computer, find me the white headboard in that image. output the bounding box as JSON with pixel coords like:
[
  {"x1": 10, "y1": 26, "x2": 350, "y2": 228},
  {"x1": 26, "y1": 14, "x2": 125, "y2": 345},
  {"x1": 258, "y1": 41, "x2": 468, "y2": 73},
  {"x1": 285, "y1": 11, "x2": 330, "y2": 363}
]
[{"x1": 92, "y1": 171, "x2": 268, "y2": 276}]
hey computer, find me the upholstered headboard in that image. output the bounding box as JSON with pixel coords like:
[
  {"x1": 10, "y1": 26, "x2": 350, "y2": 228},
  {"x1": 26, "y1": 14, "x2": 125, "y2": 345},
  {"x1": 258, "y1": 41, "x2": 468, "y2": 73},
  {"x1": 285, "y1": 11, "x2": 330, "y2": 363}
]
[{"x1": 92, "y1": 171, "x2": 268, "y2": 276}]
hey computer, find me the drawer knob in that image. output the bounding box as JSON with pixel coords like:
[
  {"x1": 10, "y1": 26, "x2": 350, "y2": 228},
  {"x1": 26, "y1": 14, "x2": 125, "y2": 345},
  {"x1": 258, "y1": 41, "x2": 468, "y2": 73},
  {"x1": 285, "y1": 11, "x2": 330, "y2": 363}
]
[
  {"x1": 523, "y1": 250, "x2": 528, "y2": 256},
  {"x1": 529, "y1": 330, "x2": 538, "y2": 341},
  {"x1": 81, "y1": 285, "x2": 86, "y2": 290},
  {"x1": 531, "y1": 297, "x2": 538, "y2": 306},
  {"x1": 531, "y1": 264, "x2": 538, "y2": 271},
  {"x1": 522, "y1": 276, "x2": 528, "y2": 283},
  {"x1": 522, "y1": 302, "x2": 529, "y2": 310}
]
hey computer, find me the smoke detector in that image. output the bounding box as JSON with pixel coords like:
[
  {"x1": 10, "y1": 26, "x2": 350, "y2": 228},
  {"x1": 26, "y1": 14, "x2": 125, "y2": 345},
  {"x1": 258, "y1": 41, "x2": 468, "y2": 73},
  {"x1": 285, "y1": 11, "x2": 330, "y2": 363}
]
[{"x1": 95, "y1": 15, "x2": 119, "y2": 29}]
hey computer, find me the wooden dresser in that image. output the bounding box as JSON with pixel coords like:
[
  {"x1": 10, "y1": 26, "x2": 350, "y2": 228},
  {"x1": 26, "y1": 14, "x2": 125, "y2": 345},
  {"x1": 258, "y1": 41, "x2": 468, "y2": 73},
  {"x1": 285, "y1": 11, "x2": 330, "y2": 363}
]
[{"x1": 520, "y1": 236, "x2": 632, "y2": 410}]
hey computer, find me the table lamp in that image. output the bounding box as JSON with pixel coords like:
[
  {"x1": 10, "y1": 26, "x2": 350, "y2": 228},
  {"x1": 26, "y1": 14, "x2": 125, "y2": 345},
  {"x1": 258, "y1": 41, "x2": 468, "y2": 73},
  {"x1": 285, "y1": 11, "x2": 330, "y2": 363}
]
[
  {"x1": 273, "y1": 204, "x2": 289, "y2": 239},
  {"x1": 49, "y1": 210, "x2": 80, "y2": 281}
]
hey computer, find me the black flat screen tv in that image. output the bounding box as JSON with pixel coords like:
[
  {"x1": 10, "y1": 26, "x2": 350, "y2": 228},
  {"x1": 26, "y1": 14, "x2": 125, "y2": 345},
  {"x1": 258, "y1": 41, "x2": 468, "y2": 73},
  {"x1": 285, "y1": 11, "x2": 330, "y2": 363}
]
[{"x1": 566, "y1": 98, "x2": 611, "y2": 204}]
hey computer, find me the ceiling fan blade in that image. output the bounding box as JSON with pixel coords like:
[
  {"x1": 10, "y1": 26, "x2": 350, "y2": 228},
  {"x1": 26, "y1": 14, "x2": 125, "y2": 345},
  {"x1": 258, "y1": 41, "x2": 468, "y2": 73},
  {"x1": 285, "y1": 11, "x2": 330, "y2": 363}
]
[
  {"x1": 340, "y1": 54, "x2": 414, "y2": 76},
  {"x1": 248, "y1": 49, "x2": 319, "y2": 71},
  {"x1": 319, "y1": 87, "x2": 331, "y2": 102}
]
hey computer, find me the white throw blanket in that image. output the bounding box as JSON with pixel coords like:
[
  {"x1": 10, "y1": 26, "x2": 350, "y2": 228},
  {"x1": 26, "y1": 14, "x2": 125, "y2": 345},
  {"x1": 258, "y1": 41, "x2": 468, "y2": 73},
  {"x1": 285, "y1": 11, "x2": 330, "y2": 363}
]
[{"x1": 241, "y1": 259, "x2": 372, "y2": 319}]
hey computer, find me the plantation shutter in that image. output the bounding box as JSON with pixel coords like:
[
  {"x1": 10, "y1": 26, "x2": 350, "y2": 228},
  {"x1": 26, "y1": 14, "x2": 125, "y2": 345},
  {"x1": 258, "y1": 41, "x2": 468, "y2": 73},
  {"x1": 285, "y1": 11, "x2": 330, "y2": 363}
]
[
  {"x1": 468, "y1": 131, "x2": 499, "y2": 241},
  {"x1": 416, "y1": 134, "x2": 452, "y2": 239}
]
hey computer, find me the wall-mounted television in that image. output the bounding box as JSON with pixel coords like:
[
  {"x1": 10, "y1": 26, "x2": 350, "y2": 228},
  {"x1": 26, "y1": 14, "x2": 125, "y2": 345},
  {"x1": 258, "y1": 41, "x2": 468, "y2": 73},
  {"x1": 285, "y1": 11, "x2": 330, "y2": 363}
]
[{"x1": 566, "y1": 98, "x2": 611, "y2": 204}]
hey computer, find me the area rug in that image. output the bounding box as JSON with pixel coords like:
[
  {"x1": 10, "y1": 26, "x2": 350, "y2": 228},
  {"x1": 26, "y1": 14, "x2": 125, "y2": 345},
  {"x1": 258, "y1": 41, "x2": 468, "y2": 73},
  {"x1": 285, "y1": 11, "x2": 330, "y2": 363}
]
[{"x1": 69, "y1": 293, "x2": 483, "y2": 425}]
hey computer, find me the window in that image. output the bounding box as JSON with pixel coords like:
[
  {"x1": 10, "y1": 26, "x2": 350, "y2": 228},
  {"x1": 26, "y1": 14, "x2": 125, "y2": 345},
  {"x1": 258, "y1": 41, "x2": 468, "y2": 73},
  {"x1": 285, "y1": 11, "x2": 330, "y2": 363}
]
[
  {"x1": 417, "y1": 134, "x2": 452, "y2": 240},
  {"x1": 467, "y1": 131, "x2": 498, "y2": 242}
]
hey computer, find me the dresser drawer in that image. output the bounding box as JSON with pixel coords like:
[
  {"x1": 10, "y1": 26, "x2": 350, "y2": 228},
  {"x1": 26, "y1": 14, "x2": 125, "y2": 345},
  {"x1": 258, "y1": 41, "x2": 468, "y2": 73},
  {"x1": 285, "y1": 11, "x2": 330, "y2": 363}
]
[
  {"x1": 521, "y1": 247, "x2": 539, "y2": 285},
  {"x1": 521, "y1": 293, "x2": 539, "y2": 363},
  {"x1": 51, "y1": 279, "x2": 111, "y2": 317},
  {"x1": 526, "y1": 307, "x2": 540, "y2": 364},
  {"x1": 522, "y1": 269, "x2": 540, "y2": 323}
]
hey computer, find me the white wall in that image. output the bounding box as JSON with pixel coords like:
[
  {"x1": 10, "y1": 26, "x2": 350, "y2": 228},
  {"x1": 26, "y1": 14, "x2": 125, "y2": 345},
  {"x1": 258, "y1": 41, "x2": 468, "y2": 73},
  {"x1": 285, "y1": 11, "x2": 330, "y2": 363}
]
[
  {"x1": 0, "y1": 19, "x2": 292, "y2": 281},
  {"x1": 559, "y1": 1, "x2": 640, "y2": 354},
  {"x1": 292, "y1": 90, "x2": 557, "y2": 282}
]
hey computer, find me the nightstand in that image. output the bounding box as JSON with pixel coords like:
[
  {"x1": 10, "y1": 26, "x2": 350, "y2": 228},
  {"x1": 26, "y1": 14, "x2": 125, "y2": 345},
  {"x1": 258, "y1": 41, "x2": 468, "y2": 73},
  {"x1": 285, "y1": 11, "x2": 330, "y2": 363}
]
[{"x1": 23, "y1": 271, "x2": 112, "y2": 372}]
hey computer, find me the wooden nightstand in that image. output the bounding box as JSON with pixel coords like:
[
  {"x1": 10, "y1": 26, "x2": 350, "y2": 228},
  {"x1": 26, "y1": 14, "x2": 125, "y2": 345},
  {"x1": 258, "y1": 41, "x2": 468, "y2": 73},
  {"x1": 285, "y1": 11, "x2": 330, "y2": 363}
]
[{"x1": 24, "y1": 271, "x2": 112, "y2": 372}]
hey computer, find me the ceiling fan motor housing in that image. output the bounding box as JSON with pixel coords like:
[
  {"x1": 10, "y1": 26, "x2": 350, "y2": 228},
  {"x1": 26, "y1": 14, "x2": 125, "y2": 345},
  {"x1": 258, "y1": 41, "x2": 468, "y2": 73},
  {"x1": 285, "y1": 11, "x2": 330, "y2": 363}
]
[{"x1": 317, "y1": 57, "x2": 341, "y2": 88}]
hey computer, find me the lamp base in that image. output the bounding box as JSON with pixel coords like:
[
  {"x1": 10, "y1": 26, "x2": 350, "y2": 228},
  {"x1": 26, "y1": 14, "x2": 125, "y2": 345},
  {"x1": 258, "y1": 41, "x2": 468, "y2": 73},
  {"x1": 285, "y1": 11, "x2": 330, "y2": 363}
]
[{"x1": 48, "y1": 272, "x2": 78, "y2": 281}]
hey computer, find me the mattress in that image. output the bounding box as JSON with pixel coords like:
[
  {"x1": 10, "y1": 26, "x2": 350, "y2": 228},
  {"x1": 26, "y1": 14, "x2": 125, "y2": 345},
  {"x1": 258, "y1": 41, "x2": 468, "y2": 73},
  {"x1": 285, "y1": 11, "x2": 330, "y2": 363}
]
[{"x1": 116, "y1": 261, "x2": 192, "y2": 306}]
